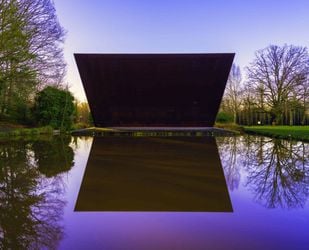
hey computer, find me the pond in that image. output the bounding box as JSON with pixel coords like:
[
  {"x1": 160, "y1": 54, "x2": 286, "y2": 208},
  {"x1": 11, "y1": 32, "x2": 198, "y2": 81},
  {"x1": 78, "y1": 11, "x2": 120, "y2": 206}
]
[{"x1": 0, "y1": 135, "x2": 308, "y2": 249}]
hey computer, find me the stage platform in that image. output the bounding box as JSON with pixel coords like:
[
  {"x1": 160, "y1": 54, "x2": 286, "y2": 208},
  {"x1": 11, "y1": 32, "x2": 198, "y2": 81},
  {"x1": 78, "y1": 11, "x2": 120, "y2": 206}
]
[{"x1": 71, "y1": 127, "x2": 237, "y2": 137}]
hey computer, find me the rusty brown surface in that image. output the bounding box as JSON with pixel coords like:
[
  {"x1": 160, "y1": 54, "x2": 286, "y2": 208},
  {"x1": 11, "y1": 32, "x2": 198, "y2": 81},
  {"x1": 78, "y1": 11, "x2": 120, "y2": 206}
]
[{"x1": 75, "y1": 53, "x2": 234, "y2": 127}]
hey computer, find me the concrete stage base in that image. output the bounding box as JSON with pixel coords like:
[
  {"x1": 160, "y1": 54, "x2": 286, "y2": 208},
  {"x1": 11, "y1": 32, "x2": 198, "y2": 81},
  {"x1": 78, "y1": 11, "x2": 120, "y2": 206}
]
[{"x1": 71, "y1": 127, "x2": 237, "y2": 137}]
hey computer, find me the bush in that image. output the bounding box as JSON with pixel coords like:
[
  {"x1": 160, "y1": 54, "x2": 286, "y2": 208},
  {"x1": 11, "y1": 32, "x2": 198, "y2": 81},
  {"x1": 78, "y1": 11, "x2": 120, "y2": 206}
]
[
  {"x1": 71, "y1": 122, "x2": 90, "y2": 130},
  {"x1": 216, "y1": 112, "x2": 234, "y2": 123},
  {"x1": 38, "y1": 126, "x2": 54, "y2": 134},
  {"x1": 33, "y1": 86, "x2": 75, "y2": 130}
]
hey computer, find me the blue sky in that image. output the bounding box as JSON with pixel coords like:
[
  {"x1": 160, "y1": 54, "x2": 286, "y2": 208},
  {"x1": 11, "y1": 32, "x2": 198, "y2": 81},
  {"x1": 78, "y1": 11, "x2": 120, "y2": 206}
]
[{"x1": 53, "y1": 0, "x2": 309, "y2": 101}]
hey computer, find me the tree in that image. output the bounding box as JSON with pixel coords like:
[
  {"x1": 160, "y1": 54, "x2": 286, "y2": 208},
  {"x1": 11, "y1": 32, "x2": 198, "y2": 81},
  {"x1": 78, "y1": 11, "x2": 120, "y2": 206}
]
[
  {"x1": 296, "y1": 78, "x2": 309, "y2": 125},
  {"x1": 0, "y1": 0, "x2": 37, "y2": 120},
  {"x1": 221, "y1": 64, "x2": 243, "y2": 123},
  {"x1": 75, "y1": 101, "x2": 93, "y2": 127},
  {"x1": 19, "y1": 0, "x2": 66, "y2": 87},
  {"x1": 247, "y1": 44, "x2": 309, "y2": 124},
  {"x1": 0, "y1": 0, "x2": 66, "y2": 122},
  {"x1": 33, "y1": 86, "x2": 75, "y2": 130}
]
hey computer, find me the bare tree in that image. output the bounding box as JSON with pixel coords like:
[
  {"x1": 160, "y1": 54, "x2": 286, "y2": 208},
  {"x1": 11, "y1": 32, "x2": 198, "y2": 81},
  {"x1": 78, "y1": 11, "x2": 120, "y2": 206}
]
[
  {"x1": 295, "y1": 79, "x2": 309, "y2": 125},
  {"x1": 17, "y1": 0, "x2": 66, "y2": 88},
  {"x1": 221, "y1": 64, "x2": 243, "y2": 123},
  {"x1": 247, "y1": 45, "x2": 309, "y2": 124},
  {"x1": 240, "y1": 84, "x2": 257, "y2": 125}
]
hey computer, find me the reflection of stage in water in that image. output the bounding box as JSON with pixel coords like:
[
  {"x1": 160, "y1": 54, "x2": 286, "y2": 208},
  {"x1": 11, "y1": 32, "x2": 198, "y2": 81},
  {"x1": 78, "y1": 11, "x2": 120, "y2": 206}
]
[{"x1": 75, "y1": 137, "x2": 232, "y2": 212}]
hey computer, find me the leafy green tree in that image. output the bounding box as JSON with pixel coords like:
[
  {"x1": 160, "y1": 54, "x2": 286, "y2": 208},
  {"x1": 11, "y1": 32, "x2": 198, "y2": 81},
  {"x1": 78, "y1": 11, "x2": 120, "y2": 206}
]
[
  {"x1": 0, "y1": 0, "x2": 66, "y2": 123},
  {"x1": 75, "y1": 101, "x2": 93, "y2": 127},
  {"x1": 33, "y1": 86, "x2": 75, "y2": 130},
  {"x1": 0, "y1": 0, "x2": 37, "y2": 121},
  {"x1": 216, "y1": 111, "x2": 233, "y2": 123}
]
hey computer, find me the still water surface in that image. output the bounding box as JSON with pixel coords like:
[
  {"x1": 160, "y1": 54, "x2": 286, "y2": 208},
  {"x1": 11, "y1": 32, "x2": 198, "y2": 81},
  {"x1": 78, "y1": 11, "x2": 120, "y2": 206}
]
[{"x1": 0, "y1": 135, "x2": 308, "y2": 249}]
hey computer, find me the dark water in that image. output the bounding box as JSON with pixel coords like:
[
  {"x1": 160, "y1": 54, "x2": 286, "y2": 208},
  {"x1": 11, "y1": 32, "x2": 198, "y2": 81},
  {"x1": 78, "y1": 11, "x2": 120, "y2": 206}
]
[{"x1": 0, "y1": 135, "x2": 308, "y2": 250}]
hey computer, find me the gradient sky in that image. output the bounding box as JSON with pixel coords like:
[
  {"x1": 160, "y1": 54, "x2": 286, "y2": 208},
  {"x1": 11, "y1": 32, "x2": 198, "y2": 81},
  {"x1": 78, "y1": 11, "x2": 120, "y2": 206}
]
[{"x1": 53, "y1": 0, "x2": 309, "y2": 101}]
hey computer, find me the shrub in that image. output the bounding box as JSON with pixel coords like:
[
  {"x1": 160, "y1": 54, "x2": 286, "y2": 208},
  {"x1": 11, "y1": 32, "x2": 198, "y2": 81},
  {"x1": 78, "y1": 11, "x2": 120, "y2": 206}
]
[
  {"x1": 33, "y1": 86, "x2": 75, "y2": 130},
  {"x1": 216, "y1": 112, "x2": 234, "y2": 123}
]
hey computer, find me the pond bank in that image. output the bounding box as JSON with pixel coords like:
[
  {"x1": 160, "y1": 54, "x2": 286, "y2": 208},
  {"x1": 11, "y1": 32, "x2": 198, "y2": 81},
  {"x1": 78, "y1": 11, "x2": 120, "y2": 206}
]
[
  {"x1": 0, "y1": 125, "x2": 56, "y2": 138},
  {"x1": 244, "y1": 126, "x2": 309, "y2": 142}
]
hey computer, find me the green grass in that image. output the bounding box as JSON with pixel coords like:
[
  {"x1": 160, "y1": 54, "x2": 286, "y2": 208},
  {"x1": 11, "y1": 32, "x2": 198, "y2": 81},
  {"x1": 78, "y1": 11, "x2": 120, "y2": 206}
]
[
  {"x1": 244, "y1": 126, "x2": 309, "y2": 142},
  {"x1": 215, "y1": 123, "x2": 244, "y2": 133},
  {"x1": 0, "y1": 126, "x2": 54, "y2": 138}
]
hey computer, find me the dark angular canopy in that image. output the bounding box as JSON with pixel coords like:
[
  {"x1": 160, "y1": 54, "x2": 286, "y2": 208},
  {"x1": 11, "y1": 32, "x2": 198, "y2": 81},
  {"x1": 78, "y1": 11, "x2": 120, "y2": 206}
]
[{"x1": 75, "y1": 53, "x2": 234, "y2": 127}]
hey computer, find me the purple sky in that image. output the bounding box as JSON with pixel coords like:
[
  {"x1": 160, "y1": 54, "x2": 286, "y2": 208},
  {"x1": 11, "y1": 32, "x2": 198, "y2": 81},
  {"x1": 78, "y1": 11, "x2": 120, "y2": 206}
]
[{"x1": 53, "y1": 0, "x2": 309, "y2": 101}]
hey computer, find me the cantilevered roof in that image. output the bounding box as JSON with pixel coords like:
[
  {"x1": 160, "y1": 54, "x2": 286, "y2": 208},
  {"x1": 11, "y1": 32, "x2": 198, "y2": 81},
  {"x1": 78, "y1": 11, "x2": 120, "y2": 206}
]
[{"x1": 75, "y1": 53, "x2": 234, "y2": 127}]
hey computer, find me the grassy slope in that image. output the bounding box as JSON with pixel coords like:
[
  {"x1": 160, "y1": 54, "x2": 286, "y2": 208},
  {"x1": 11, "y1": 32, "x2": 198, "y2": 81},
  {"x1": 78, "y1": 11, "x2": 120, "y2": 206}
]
[
  {"x1": 244, "y1": 126, "x2": 309, "y2": 142},
  {"x1": 0, "y1": 122, "x2": 54, "y2": 137},
  {"x1": 214, "y1": 123, "x2": 244, "y2": 133}
]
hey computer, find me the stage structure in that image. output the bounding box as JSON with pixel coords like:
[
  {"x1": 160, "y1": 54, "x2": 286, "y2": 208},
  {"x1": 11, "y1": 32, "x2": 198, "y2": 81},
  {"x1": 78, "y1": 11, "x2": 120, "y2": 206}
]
[{"x1": 75, "y1": 53, "x2": 234, "y2": 127}]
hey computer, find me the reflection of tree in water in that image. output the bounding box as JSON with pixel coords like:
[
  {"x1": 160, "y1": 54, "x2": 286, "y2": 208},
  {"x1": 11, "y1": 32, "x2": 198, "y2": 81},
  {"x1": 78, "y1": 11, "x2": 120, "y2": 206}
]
[
  {"x1": 32, "y1": 136, "x2": 74, "y2": 177},
  {"x1": 218, "y1": 135, "x2": 309, "y2": 209},
  {"x1": 242, "y1": 136, "x2": 309, "y2": 209},
  {"x1": 216, "y1": 136, "x2": 242, "y2": 191},
  {"x1": 0, "y1": 136, "x2": 74, "y2": 249}
]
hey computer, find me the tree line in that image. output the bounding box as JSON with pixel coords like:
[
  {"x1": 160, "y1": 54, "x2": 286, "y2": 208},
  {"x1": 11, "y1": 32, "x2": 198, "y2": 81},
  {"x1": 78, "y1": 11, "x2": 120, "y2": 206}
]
[
  {"x1": 220, "y1": 44, "x2": 309, "y2": 126},
  {"x1": 1, "y1": 1, "x2": 307, "y2": 128}
]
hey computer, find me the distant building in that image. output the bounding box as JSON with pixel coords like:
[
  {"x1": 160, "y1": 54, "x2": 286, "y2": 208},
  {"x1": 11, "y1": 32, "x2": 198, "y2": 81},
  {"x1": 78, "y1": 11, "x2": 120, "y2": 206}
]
[{"x1": 75, "y1": 53, "x2": 234, "y2": 127}]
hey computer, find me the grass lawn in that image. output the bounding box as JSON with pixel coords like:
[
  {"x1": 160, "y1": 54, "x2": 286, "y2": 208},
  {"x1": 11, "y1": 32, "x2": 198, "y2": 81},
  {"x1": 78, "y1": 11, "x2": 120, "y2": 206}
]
[{"x1": 244, "y1": 126, "x2": 309, "y2": 142}]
